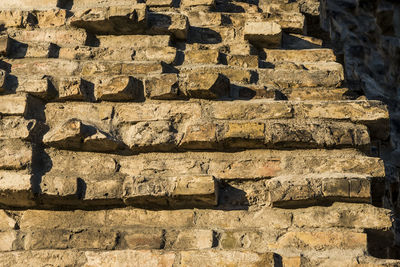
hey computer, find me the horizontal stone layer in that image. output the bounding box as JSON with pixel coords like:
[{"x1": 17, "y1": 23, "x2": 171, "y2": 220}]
[
  {"x1": 14, "y1": 202, "x2": 391, "y2": 231},
  {"x1": 39, "y1": 174, "x2": 218, "y2": 208},
  {"x1": 43, "y1": 117, "x2": 371, "y2": 152},
  {"x1": 46, "y1": 148, "x2": 386, "y2": 180}
]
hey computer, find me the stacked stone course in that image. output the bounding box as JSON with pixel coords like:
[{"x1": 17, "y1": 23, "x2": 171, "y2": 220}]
[{"x1": 0, "y1": 0, "x2": 399, "y2": 265}]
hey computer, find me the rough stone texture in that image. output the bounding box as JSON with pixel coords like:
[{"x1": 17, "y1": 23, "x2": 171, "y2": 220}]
[{"x1": 0, "y1": 0, "x2": 399, "y2": 265}]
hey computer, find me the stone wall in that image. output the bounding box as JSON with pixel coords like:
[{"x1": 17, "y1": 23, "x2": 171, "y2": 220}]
[
  {"x1": 320, "y1": 0, "x2": 400, "y2": 253},
  {"x1": 0, "y1": 0, "x2": 399, "y2": 266}
]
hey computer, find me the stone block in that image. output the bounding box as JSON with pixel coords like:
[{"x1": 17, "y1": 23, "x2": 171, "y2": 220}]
[
  {"x1": 179, "y1": 123, "x2": 218, "y2": 150},
  {"x1": 0, "y1": 94, "x2": 28, "y2": 116},
  {"x1": 0, "y1": 211, "x2": 16, "y2": 231},
  {"x1": 120, "y1": 121, "x2": 176, "y2": 151},
  {"x1": 0, "y1": 35, "x2": 10, "y2": 56},
  {"x1": 219, "y1": 122, "x2": 265, "y2": 148},
  {"x1": 180, "y1": 250, "x2": 276, "y2": 267},
  {"x1": 123, "y1": 175, "x2": 217, "y2": 207},
  {"x1": 263, "y1": 48, "x2": 336, "y2": 62},
  {"x1": 43, "y1": 119, "x2": 120, "y2": 152},
  {"x1": 106, "y1": 209, "x2": 194, "y2": 228},
  {"x1": 20, "y1": 210, "x2": 106, "y2": 229},
  {"x1": 98, "y1": 35, "x2": 171, "y2": 48},
  {"x1": 70, "y1": 5, "x2": 147, "y2": 35},
  {"x1": 15, "y1": 76, "x2": 50, "y2": 98},
  {"x1": 0, "y1": 117, "x2": 37, "y2": 140},
  {"x1": 0, "y1": 231, "x2": 17, "y2": 252},
  {"x1": 244, "y1": 21, "x2": 282, "y2": 48},
  {"x1": 181, "y1": 72, "x2": 230, "y2": 99},
  {"x1": 8, "y1": 28, "x2": 87, "y2": 46},
  {"x1": 165, "y1": 229, "x2": 213, "y2": 249},
  {"x1": 0, "y1": 70, "x2": 6, "y2": 92},
  {"x1": 0, "y1": 139, "x2": 32, "y2": 170},
  {"x1": 35, "y1": 9, "x2": 67, "y2": 27},
  {"x1": 181, "y1": 0, "x2": 215, "y2": 7},
  {"x1": 52, "y1": 77, "x2": 88, "y2": 100},
  {"x1": 145, "y1": 74, "x2": 179, "y2": 100},
  {"x1": 0, "y1": 171, "x2": 34, "y2": 207},
  {"x1": 94, "y1": 76, "x2": 143, "y2": 101},
  {"x1": 120, "y1": 229, "x2": 164, "y2": 249},
  {"x1": 185, "y1": 49, "x2": 220, "y2": 64},
  {"x1": 227, "y1": 55, "x2": 259, "y2": 68},
  {"x1": 23, "y1": 229, "x2": 117, "y2": 250},
  {"x1": 84, "y1": 250, "x2": 176, "y2": 267},
  {"x1": 268, "y1": 231, "x2": 367, "y2": 251},
  {"x1": 292, "y1": 203, "x2": 393, "y2": 230}
]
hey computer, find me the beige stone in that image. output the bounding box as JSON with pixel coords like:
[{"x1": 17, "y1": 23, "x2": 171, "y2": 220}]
[
  {"x1": 0, "y1": 231, "x2": 17, "y2": 252},
  {"x1": 95, "y1": 76, "x2": 143, "y2": 101},
  {"x1": 268, "y1": 231, "x2": 367, "y2": 251},
  {"x1": 180, "y1": 250, "x2": 275, "y2": 267},
  {"x1": 145, "y1": 74, "x2": 179, "y2": 100},
  {"x1": 0, "y1": 94, "x2": 28, "y2": 116},
  {"x1": 165, "y1": 229, "x2": 213, "y2": 249},
  {"x1": 0, "y1": 117, "x2": 37, "y2": 140},
  {"x1": 0, "y1": 139, "x2": 32, "y2": 170},
  {"x1": 84, "y1": 250, "x2": 176, "y2": 267},
  {"x1": 182, "y1": 72, "x2": 230, "y2": 99},
  {"x1": 70, "y1": 5, "x2": 147, "y2": 35},
  {"x1": 0, "y1": 35, "x2": 9, "y2": 57},
  {"x1": 244, "y1": 21, "x2": 282, "y2": 48},
  {"x1": 35, "y1": 9, "x2": 67, "y2": 27},
  {"x1": 181, "y1": 0, "x2": 215, "y2": 7},
  {"x1": 185, "y1": 49, "x2": 220, "y2": 64},
  {"x1": 0, "y1": 211, "x2": 16, "y2": 231}
]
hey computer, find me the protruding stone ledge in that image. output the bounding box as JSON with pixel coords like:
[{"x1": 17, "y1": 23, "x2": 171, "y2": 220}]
[
  {"x1": 39, "y1": 173, "x2": 218, "y2": 209},
  {"x1": 46, "y1": 149, "x2": 385, "y2": 181},
  {"x1": 69, "y1": 5, "x2": 147, "y2": 35},
  {"x1": 0, "y1": 171, "x2": 35, "y2": 208},
  {"x1": 266, "y1": 174, "x2": 372, "y2": 208}
]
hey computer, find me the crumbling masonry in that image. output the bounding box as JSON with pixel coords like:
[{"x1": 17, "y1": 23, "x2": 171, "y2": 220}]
[{"x1": 0, "y1": 0, "x2": 400, "y2": 266}]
